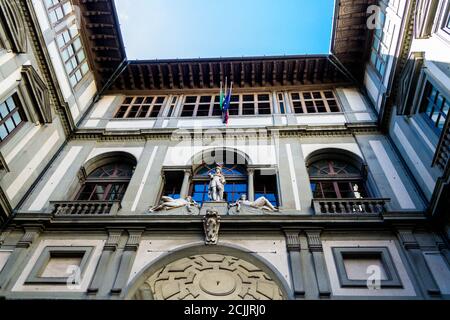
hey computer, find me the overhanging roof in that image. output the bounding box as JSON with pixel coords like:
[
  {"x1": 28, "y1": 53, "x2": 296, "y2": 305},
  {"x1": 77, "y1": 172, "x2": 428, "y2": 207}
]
[
  {"x1": 109, "y1": 56, "x2": 350, "y2": 91},
  {"x1": 75, "y1": 0, "x2": 374, "y2": 92},
  {"x1": 331, "y1": 0, "x2": 377, "y2": 81}
]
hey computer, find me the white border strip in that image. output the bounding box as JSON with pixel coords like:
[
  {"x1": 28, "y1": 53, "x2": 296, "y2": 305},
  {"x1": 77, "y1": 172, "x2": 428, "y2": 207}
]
[
  {"x1": 285, "y1": 144, "x2": 301, "y2": 210},
  {"x1": 29, "y1": 146, "x2": 83, "y2": 211},
  {"x1": 131, "y1": 146, "x2": 159, "y2": 212}
]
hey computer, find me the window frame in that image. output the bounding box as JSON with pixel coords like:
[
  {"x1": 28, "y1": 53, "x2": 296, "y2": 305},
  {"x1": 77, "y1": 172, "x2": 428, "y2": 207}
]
[
  {"x1": 0, "y1": 93, "x2": 27, "y2": 145},
  {"x1": 418, "y1": 76, "x2": 450, "y2": 136},
  {"x1": 74, "y1": 162, "x2": 135, "y2": 201},
  {"x1": 114, "y1": 96, "x2": 168, "y2": 119},
  {"x1": 189, "y1": 163, "x2": 248, "y2": 204},
  {"x1": 308, "y1": 159, "x2": 368, "y2": 199},
  {"x1": 289, "y1": 90, "x2": 341, "y2": 114},
  {"x1": 369, "y1": 2, "x2": 395, "y2": 79},
  {"x1": 179, "y1": 93, "x2": 273, "y2": 118},
  {"x1": 45, "y1": 0, "x2": 75, "y2": 26},
  {"x1": 55, "y1": 25, "x2": 89, "y2": 88}
]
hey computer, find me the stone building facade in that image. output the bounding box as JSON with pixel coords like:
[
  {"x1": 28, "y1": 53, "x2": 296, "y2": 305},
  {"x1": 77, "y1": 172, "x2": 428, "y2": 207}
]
[{"x1": 0, "y1": 0, "x2": 449, "y2": 300}]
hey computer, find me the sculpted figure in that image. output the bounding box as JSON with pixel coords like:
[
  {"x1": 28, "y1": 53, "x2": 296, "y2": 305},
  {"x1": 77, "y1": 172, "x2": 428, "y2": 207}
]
[
  {"x1": 353, "y1": 184, "x2": 363, "y2": 199},
  {"x1": 149, "y1": 196, "x2": 199, "y2": 213},
  {"x1": 208, "y1": 166, "x2": 226, "y2": 201},
  {"x1": 230, "y1": 194, "x2": 279, "y2": 212}
]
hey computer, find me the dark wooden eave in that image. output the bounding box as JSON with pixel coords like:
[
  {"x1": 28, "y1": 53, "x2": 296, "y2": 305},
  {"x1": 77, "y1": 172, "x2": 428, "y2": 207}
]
[
  {"x1": 74, "y1": 0, "x2": 374, "y2": 91},
  {"x1": 331, "y1": 0, "x2": 377, "y2": 82},
  {"x1": 72, "y1": 0, "x2": 127, "y2": 90},
  {"x1": 108, "y1": 55, "x2": 350, "y2": 91}
]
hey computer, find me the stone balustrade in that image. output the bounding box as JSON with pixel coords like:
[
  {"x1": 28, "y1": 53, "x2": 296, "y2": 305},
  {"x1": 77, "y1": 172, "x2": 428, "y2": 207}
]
[
  {"x1": 312, "y1": 198, "x2": 390, "y2": 215},
  {"x1": 50, "y1": 201, "x2": 121, "y2": 216}
]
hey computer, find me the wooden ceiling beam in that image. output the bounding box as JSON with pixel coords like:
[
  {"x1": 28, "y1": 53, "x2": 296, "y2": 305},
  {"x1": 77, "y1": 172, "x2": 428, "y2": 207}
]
[
  {"x1": 188, "y1": 64, "x2": 194, "y2": 88},
  {"x1": 198, "y1": 63, "x2": 204, "y2": 88},
  {"x1": 208, "y1": 63, "x2": 214, "y2": 88}
]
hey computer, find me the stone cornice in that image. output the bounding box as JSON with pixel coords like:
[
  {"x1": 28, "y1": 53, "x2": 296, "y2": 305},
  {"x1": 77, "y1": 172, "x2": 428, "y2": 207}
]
[{"x1": 70, "y1": 123, "x2": 381, "y2": 142}]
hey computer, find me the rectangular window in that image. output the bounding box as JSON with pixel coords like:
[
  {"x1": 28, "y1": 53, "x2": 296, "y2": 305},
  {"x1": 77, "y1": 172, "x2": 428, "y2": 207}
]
[
  {"x1": 0, "y1": 94, "x2": 25, "y2": 143},
  {"x1": 167, "y1": 96, "x2": 178, "y2": 117},
  {"x1": 421, "y1": 82, "x2": 449, "y2": 132},
  {"x1": 162, "y1": 171, "x2": 183, "y2": 199},
  {"x1": 369, "y1": 3, "x2": 394, "y2": 78},
  {"x1": 180, "y1": 93, "x2": 272, "y2": 117},
  {"x1": 443, "y1": 4, "x2": 450, "y2": 35},
  {"x1": 56, "y1": 27, "x2": 89, "y2": 87},
  {"x1": 46, "y1": 0, "x2": 73, "y2": 25},
  {"x1": 277, "y1": 93, "x2": 286, "y2": 114},
  {"x1": 290, "y1": 90, "x2": 340, "y2": 114},
  {"x1": 114, "y1": 96, "x2": 167, "y2": 119},
  {"x1": 254, "y1": 171, "x2": 279, "y2": 206}
]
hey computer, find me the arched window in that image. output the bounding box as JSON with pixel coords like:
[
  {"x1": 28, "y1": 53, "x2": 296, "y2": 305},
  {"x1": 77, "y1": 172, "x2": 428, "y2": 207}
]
[
  {"x1": 190, "y1": 163, "x2": 248, "y2": 205},
  {"x1": 308, "y1": 159, "x2": 367, "y2": 199},
  {"x1": 75, "y1": 162, "x2": 134, "y2": 201}
]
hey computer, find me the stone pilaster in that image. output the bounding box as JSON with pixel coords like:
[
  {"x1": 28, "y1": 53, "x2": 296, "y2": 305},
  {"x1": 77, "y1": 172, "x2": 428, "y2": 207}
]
[
  {"x1": 111, "y1": 229, "x2": 143, "y2": 295},
  {"x1": 305, "y1": 230, "x2": 331, "y2": 297},
  {"x1": 397, "y1": 228, "x2": 440, "y2": 296},
  {"x1": 0, "y1": 225, "x2": 43, "y2": 289},
  {"x1": 284, "y1": 230, "x2": 305, "y2": 296},
  {"x1": 88, "y1": 230, "x2": 123, "y2": 295}
]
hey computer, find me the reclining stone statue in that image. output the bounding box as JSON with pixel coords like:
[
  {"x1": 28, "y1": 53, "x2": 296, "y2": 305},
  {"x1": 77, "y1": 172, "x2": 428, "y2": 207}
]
[
  {"x1": 230, "y1": 194, "x2": 279, "y2": 212},
  {"x1": 149, "y1": 196, "x2": 199, "y2": 213}
]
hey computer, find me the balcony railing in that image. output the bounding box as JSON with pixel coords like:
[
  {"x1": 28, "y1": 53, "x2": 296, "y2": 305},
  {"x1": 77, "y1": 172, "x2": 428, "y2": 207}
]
[
  {"x1": 50, "y1": 201, "x2": 122, "y2": 216},
  {"x1": 312, "y1": 198, "x2": 390, "y2": 215}
]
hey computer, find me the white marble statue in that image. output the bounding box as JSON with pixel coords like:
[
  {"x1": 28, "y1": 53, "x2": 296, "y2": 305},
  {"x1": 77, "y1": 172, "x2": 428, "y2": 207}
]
[
  {"x1": 149, "y1": 196, "x2": 199, "y2": 213},
  {"x1": 208, "y1": 166, "x2": 226, "y2": 201},
  {"x1": 353, "y1": 184, "x2": 363, "y2": 199},
  {"x1": 230, "y1": 194, "x2": 279, "y2": 212}
]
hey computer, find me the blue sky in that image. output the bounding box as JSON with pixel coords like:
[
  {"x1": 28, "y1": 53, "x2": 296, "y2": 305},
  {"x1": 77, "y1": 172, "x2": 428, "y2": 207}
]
[{"x1": 114, "y1": 0, "x2": 335, "y2": 60}]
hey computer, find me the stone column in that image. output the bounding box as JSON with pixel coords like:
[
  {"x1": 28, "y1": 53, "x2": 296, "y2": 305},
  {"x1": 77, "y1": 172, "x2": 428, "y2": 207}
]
[
  {"x1": 305, "y1": 230, "x2": 331, "y2": 297},
  {"x1": 111, "y1": 229, "x2": 143, "y2": 295},
  {"x1": 284, "y1": 230, "x2": 305, "y2": 297},
  {"x1": 247, "y1": 168, "x2": 255, "y2": 201},
  {"x1": 88, "y1": 230, "x2": 123, "y2": 295},
  {"x1": 0, "y1": 225, "x2": 42, "y2": 289},
  {"x1": 397, "y1": 228, "x2": 440, "y2": 296},
  {"x1": 180, "y1": 169, "x2": 192, "y2": 199}
]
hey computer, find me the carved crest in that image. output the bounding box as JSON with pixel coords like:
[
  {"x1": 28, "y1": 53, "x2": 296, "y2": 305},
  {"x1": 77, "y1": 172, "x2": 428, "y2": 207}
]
[{"x1": 203, "y1": 210, "x2": 221, "y2": 245}]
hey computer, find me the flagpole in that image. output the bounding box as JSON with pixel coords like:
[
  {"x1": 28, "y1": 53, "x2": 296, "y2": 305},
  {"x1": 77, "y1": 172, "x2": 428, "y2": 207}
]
[
  {"x1": 219, "y1": 80, "x2": 223, "y2": 110},
  {"x1": 224, "y1": 77, "x2": 228, "y2": 99}
]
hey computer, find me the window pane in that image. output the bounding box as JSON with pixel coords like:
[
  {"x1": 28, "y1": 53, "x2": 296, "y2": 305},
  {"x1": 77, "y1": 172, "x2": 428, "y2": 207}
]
[
  {"x1": 185, "y1": 96, "x2": 197, "y2": 103},
  {"x1": 4, "y1": 118, "x2": 15, "y2": 132},
  {"x1": 0, "y1": 124, "x2": 7, "y2": 140},
  {"x1": 12, "y1": 111, "x2": 22, "y2": 126},
  {"x1": 137, "y1": 105, "x2": 150, "y2": 118},
  {"x1": 242, "y1": 103, "x2": 255, "y2": 115},
  {"x1": 197, "y1": 104, "x2": 210, "y2": 117},
  {"x1": 149, "y1": 105, "x2": 162, "y2": 117},
  {"x1": 0, "y1": 103, "x2": 8, "y2": 118},
  {"x1": 181, "y1": 105, "x2": 195, "y2": 117}
]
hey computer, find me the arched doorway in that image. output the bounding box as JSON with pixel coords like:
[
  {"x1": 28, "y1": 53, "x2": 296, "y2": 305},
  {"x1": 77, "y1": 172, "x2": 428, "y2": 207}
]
[{"x1": 126, "y1": 245, "x2": 289, "y2": 300}]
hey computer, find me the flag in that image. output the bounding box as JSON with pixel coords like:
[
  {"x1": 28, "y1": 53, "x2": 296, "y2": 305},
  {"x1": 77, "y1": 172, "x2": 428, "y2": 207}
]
[
  {"x1": 219, "y1": 81, "x2": 224, "y2": 110},
  {"x1": 222, "y1": 82, "x2": 233, "y2": 125}
]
